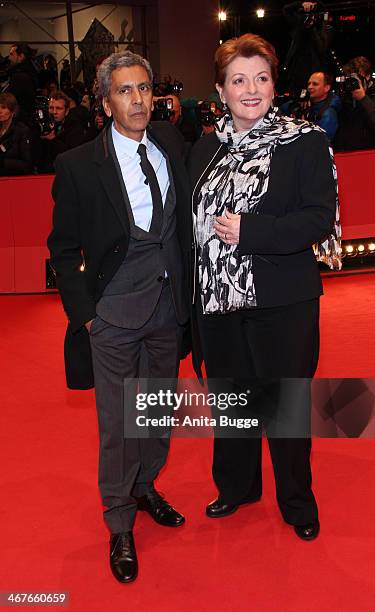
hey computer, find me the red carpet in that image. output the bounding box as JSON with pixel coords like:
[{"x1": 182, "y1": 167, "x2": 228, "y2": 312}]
[{"x1": 0, "y1": 273, "x2": 375, "y2": 611}]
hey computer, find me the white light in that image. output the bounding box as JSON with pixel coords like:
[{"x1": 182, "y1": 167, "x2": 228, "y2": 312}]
[
  {"x1": 256, "y1": 8, "x2": 265, "y2": 18},
  {"x1": 80, "y1": 263, "x2": 85, "y2": 272},
  {"x1": 345, "y1": 245, "x2": 354, "y2": 254},
  {"x1": 368, "y1": 243, "x2": 375, "y2": 252},
  {"x1": 357, "y1": 244, "x2": 365, "y2": 253},
  {"x1": 218, "y1": 11, "x2": 227, "y2": 21},
  {"x1": 219, "y1": 39, "x2": 223, "y2": 45}
]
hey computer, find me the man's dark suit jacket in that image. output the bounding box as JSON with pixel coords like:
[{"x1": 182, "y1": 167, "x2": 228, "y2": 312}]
[{"x1": 48, "y1": 121, "x2": 192, "y2": 390}]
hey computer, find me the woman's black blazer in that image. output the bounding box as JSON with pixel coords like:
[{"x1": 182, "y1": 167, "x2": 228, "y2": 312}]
[{"x1": 188, "y1": 129, "x2": 336, "y2": 309}]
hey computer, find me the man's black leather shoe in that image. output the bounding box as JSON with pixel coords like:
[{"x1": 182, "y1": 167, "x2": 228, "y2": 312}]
[
  {"x1": 294, "y1": 520, "x2": 320, "y2": 541},
  {"x1": 206, "y1": 495, "x2": 261, "y2": 518},
  {"x1": 110, "y1": 531, "x2": 138, "y2": 583},
  {"x1": 137, "y1": 490, "x2": 185, "y2": 527}
]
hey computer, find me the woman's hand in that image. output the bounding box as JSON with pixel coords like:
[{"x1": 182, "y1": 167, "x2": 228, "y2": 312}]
[{"x1": 214, "y1": 209, "x2": 241, "y2": 245}]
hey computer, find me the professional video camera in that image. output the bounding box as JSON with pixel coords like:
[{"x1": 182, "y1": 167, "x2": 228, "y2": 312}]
[
  {"x1": 298, "y1": 3, "x2": 327, "y2": 28},
  {"x1": 329, "y1": 49, "x2": 363, "y2": 95},
  {"x1": 153, "y1": 76, "x2": 183, "y2": 97},
  {"x1": 285, "y1": 89, "x2": 310, "y2": 120},
  {"x1": 335, "y1": 73, "x2": 362, "y2": 94},
  {"x1": 196, "y1": 100, "x2": 223, "y2": 127},
  {"x1": 33, "y1": 96, "x2": 55, "y2": 135},
  {"x1": 152, "y1": 97, "x2": 174, "y2": 121}
]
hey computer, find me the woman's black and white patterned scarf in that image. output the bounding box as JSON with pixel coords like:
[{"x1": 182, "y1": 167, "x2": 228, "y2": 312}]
[{"x1": 196, "y1": 106, "x2": 341, "y2": 315}]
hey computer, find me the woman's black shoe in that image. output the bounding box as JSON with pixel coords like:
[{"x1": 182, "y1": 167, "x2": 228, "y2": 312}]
[
  {"x1": 206, "y1": 495, "x2": 261, "y2": 518},
  {"x1": 294, "y1": 520, "x2": 320, "y2": 541}
]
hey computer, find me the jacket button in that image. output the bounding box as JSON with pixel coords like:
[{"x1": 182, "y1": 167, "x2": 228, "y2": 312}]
[
  {"x1": 191, "y1": 242, "x2": 195, "y2": 250},
  {"x1": 98, "y1": 272, "x2": 104, "y2": 279},
  {"x1": 157, "y1": 275, "x2": 164, "y2": 282},
  {"x1": 114, "y1": 245, "x2": 120, "y2": 253}
]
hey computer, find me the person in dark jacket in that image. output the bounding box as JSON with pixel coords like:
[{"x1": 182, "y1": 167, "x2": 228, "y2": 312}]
[
  {"x1": 282, "y1": 71, "x2": 341, "y2": 141},
  {"x1": 334, "y1": 56, "x2": 375, "y2": 151},
  {"x1": 37, "y1": 90, "x2": 88, "y2": 172},
  {"x1": 48, "y1": 51, "x2": 190, "y2": 584},
  {"x1": 306, "y1": 71, "x2": 340, "y2": 141},
  {"x1": 7, "y1": 44, "x2": 38, "y2": 126},
  {"x1": 38, "y1": 54, "x2": 58, "y2": 92},
  {"x1": 189, "y1": 34, "x2": 340, "y2": 542},
  {"x1": 63, "y1": 86, "x2": 92, "y2": 135},
  {"x1": 0, "y1": 92, "x2": 33, "y2": 176},
  {"x1": 282, "y1": 2, "x2": 332, "y2": 98}
]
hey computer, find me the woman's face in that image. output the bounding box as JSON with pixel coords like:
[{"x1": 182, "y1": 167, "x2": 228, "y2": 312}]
[
  {"x1": 217, "y1": 55, "x2": 274, "y2": 131},
  {"x1": 0, "y1": 105, "x2": 13, "y2": 123}
]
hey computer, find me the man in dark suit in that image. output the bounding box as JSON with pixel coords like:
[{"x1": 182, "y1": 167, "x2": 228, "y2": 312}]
[{"x1": 48, "y1": 51, "x2": 191, "y2": 584}]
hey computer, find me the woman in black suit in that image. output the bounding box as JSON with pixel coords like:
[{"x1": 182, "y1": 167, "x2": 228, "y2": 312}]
[{"x1": 189, "y1": 33, "x2": 340, "y2": 540}]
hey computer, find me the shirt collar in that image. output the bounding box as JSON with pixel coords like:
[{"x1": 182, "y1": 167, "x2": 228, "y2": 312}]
[{"x1": 111, "y1": 123, "x2": 152, "y2": 159}]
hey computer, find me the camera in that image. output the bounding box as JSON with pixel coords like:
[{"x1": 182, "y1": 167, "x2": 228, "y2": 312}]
[
  {"x1": 298, "y1": 4, "x2": 326, "y2": 28},
  {"x1": 284, "y1": 90, "x2": 310, "y2": 120},
  {"x1": 153, "y1": 77, "x2": 183, "y2": 97},
  {"x1": 196, "y1": 100, "x2": 222, "y2": 127},
  {"x1": 336, "y1": 73, "x2": 361, "y2": 94},
  {"x1": 33, "y1": 96, "x2": 55, "y2": 135},
  {"x1": 152, "y1": 97, "x2": 174, "y2": 121}
]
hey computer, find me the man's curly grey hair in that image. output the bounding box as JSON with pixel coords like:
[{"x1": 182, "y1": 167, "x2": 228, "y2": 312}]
[{"x1": 97, "y1": 51, "x2": 153, "y2": 98}]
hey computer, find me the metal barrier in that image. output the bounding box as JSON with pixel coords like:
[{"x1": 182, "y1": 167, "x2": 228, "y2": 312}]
[{"x1": 1, "y1": 149, "x2": 374, "y2": 293}]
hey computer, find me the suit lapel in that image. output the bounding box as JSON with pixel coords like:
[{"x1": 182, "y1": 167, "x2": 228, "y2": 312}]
[{"x1": 94, "y1": 126, "x2": 130, "y2": 234}]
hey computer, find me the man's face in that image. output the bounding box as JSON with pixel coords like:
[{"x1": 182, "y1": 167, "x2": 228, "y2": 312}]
[
  {"x1": 9, "y1": 46, "x2": 22, "y2": 65},
  {"x1": 103, "y1": 65, "x2": 153, "y2": 141},
  {"x1": 307, "y1": 72, "x2": 330, "y2": 103},
  {"x1": 49, "y1": 98, "x2": 68, "y2": 123}
]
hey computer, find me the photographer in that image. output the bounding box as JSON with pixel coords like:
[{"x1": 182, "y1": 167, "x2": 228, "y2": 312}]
[
  {"x1": 7, "y1": 44, "x2": 38, "y2": 126},
  {"x1": 334, "y1": 57, "x2": 375, "y2": 151},
  {"x1": 196, "y1": 97, "x2": 223, "y2": 137},
  {"x1": 281, "y1": 71, "x2": 340, "y2": 142},
  {"x1": 63, "y1": 86, "x2": 92, "y2": 136},
  {"x1": 283, "y1": 2, "x2": 332, "y2": 98},
  {"x1": 153, "y1": 94, "x2": 197, "y2": 143},
  {"x1": 307, "y1": 71, "x2": 340, "y2": 141},
  {"x1": 0, "y1": 92, "x2": 33, "y2": 176},
  {"x1": 37, "y1": 91, "x2": 88, "y2": 173},
  {"x1": 89, "y1": 56, "x2": 110, "y2": 135}
]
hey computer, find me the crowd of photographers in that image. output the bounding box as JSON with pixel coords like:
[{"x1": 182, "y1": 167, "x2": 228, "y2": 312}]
[{"x1": 1, "y1": 4, "x2": 375, "y2": 178}]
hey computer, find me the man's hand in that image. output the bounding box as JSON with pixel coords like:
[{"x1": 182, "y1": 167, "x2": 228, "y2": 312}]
[
  {"x1": 95, "y1": 115, "x2": 105, "y2": 130},
  {"x1": 40, "y1": 129, "x2": 56, "y2": 140},
  {"x1": 352, "y1": 80, "x2": 366, "y2": 101},
  {"x1": 302, "y1": 2, "x2": 317, "y2": 11},
  {"x1": 214, "y1": 209, "x2": 241, "y2": 245},
  {"x1": 202, "y1": 124, "x2": 215, "y2": 136},
  {"x1": 85, "y1": 319, "x2": 94, "y2": 332}
]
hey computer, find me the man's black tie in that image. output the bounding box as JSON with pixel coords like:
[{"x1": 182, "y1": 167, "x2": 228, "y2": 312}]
[{"x1": 137, "y1": 143, "x2": 163, "y2": 235}]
